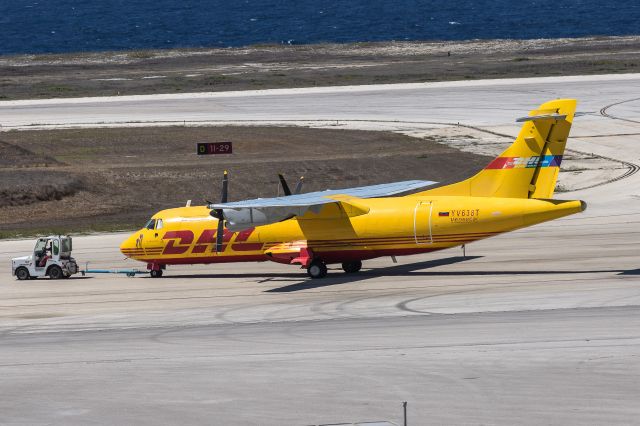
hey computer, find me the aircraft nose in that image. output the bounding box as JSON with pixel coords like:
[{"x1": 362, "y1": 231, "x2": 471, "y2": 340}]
[{"x1": 120, "y1": 233, "x2": 139, "y2": 258}]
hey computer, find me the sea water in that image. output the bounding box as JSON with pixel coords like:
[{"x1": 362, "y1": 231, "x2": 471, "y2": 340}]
[{"x1": 1, "y1": 0, "x2": 639, "y2": 55}]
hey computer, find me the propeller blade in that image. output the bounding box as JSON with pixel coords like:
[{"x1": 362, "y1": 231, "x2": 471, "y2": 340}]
[
  {"x1": 221, "y1": 170, "x2": 229, "y2": 203},
  {"x1": 278, "y1": 173, "x2": 292, "y2": 196},
  {"x1": 294, "y1": 176, "x2": 304, "y2": 195},
  {"x1": 215, "y1": 216, "x2": 225, "y2": 252}
]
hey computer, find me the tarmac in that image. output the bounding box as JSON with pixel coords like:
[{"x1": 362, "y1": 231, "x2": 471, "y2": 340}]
[{"x1": 0, "y1": 74, "x2": 639, "y2": 425}]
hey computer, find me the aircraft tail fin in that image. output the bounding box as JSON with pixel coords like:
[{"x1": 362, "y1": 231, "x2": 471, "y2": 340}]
[{"x1": 419, "y1": 99, "x2": 577, "y2": 199}]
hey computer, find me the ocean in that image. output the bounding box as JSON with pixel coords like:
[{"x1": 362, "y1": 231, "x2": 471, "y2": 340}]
[{"x1": 1, "y1": 0, "x2": 639, "y2": 55}]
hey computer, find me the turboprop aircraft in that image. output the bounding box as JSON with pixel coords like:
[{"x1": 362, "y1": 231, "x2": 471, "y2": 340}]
[{"x1": 120, "y1": 99, "x2": 586, "y2": 278}]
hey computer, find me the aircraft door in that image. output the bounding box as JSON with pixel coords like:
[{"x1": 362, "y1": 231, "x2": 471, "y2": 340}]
[
  {"x1": 141, "y1": 218, "x2": 164, "y2": 250},
  {"x1": 51, "y1": 238, "x2": 60, "y2": 261},
  {"x1": 413, "y1": 201, "x2": 433, "y2": 244}
]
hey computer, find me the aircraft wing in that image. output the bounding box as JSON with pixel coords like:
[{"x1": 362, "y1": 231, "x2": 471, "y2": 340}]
[{"x1": 210, "y1": 180, "x2": 437, "y2": 230}]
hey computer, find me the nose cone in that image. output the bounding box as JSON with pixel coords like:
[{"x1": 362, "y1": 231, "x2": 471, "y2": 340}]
[{"x1": 120, "y1": 233, "x2": 140, "y2": 258}]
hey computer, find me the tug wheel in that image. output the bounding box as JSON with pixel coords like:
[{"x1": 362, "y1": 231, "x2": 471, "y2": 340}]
[
  {"x1": 150, "y1": 269, "x2": 163, "y2": 278},
  {"x1": 48, "y1": 265, "x2": 63, "y2": 280},
  {"x1": 307, "y1": 260, "x2": 328, "y2": 279},
  {"x1": 15, "y1": 267, "x2": 30, "y2": 281}
]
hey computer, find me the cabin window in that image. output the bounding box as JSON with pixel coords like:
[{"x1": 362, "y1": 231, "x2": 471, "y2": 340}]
[
  {"x1": 156, "y1": 219, "x2": 164, "y2": 230},
  {"x1": 53, "y1": 240, "x2": 59, "y2": 256},
  {"x1": 145, "y1": 219, "x2": 156, "y2": 230},
  {"x1": 61, "y1": 238, "x2": 72, "y2": 253}
]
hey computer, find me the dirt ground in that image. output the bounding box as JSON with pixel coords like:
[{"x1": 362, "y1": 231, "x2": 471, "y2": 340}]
[
  {"x1": 0, "y1": 126, "x2": 491, "y2": 237},
  {"x1": 1, "y1": 36, "x2": 640, "y2": 100}
]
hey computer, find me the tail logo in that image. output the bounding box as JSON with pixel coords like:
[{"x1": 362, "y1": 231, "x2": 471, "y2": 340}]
[{"x1": 486, "y1": 155, "x2": 562, "y2": 170}]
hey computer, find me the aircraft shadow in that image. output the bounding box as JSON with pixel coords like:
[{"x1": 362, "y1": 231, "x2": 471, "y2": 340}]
[
  {"x1": 157, "y1": 256, "x2": 636, "y2": 293},
  {"x1": 163, "y1": 256, "x2": 480, "y2": 284},
  {"x1": 267, "y1": 255, "x2": 483, "y2": 292},
  {"x1": 267, "y1": 258, "x2": 636, "y2": 293}
]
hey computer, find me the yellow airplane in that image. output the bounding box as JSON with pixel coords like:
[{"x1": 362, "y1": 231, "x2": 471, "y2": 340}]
[{"x1": 120, "y1": 99, "x2": 585, "y2": 278}]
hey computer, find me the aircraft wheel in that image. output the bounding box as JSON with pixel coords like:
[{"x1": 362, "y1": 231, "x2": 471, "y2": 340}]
[
  {"x1": 15, "y1": 267, "x2": 30, "y2": 281},
  {"x1": 150, "y1": 269, "x2": 163, "y2": 278},
  {"x1": 307, "y1": 260, "x2": 327, "y2": 279},
  {"x1": 341, "y1": 260, "x2": 362, "y2": 274},
  {"x1": 48, "y1": 265, "x2": 63, "y2": 280}
]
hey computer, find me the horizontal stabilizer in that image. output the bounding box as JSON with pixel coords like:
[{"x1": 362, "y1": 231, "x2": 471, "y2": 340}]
[{"x1": 515, "y1": 113, "x2": 567, "y2": 123}]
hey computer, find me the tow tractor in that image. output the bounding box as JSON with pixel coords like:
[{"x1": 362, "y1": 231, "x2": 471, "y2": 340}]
[{"x1": 11, "y1": 235, "x2": 79, "y2": 280}]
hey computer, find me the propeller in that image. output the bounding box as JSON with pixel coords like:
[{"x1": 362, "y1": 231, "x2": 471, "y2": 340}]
[
  {"x1": 278, "y1": 173, "x2": 292, "y2": 196},
  {"x1": 209, "y1": 170, "x2": 229, "y2": 252},
  {"x1": 278, "y1": 173, "x2": 304, "y2": 196},
  {"x1": 293, "y1": 176, "x2": 304, "y2": 195}
]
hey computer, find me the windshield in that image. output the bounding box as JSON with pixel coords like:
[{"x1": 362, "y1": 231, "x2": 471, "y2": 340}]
[
  {"x1": 144, "y1": 219, "x2": 156, "y2": 230},
  {"x1": 34, "y1": 239, "x2": 46, "y2": 254}
]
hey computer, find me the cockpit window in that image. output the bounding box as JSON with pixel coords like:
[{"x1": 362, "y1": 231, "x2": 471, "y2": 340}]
[
  {"x1": 145, "y1": 219, "x2": 156, "y2": 230},
  {"x1": 156, "y1": 219, "x2": 163, "y2": 230}
]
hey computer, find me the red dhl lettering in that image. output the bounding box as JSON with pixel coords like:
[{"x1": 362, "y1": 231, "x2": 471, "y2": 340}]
[
  {"x1": 162, "y1": 227, "x2": 260, "y2": 255},
  {"x1": 162, "y1": 230, "x2": 194, "y2": 255},
  {"x1": 191, "y1": 229, "x2": 233, "y2": 253}
]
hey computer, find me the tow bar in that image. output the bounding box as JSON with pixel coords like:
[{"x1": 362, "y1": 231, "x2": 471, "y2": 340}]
[{"x1": 81, "y1": 262, "x2": 149, "y2": 278}]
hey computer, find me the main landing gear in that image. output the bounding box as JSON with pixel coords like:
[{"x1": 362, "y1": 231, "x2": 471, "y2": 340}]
[
  {"x1": 341, "y1": 260, "x2": 362, "y2": 274},
  {"x1": 307, "y1": 260, "x2": 327, "y2": 279},
  {"x1": 306, "y1": 260, "x2": 363, "y2": 279}
]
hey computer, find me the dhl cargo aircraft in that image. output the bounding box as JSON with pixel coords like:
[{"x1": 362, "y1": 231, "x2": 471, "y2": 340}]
[{"x1": 120, "y1": 99, "x2": 586, "y2": 278}]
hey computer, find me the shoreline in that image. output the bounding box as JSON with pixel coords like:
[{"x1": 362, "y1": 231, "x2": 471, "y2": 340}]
[
  {"x1": 2, "y1": 35, "x2": 640, "y2": 63},
  {"x1": 1, "y1": 35, "x2": 639, "y2": 101}
]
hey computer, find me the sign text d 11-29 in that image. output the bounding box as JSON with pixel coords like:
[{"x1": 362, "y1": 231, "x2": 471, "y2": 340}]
[{"x1": 197, "y1": 142, "x2": 233, "y2": 155}]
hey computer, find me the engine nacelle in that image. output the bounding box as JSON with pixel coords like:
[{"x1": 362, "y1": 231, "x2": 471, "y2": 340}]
[{"x1": 221, "y1": 206, "x2": 308, "y2": 231}]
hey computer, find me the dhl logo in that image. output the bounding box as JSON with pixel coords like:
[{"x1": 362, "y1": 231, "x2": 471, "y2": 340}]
[{"x1": 161, "y1": 227, "x2": 262, "y2": 255}]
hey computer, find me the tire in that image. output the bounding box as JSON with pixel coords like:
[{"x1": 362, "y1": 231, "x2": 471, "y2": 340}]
[
  {"x1": 307, "y1": 260, "x2": 328, "y2": 279},
  {"x1": 341, "y1": 260, "x2": 362, "y2": 274},
  {"x1": 15, "y1": 267, "x2": 30, "y2": 281},
  {"x1": 48, "y1": 265, "x2": 63, "y2": 280},
  {"x1": 150, "y1": 269, "x2": 163, "y2": 278}
]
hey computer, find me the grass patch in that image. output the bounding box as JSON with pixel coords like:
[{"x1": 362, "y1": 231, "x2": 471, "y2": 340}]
[
  {"x1": 46, "y1": 85, "x2": 74, "y2": 93},
  {"x1": 127, "y1": 51, "x2": 156, "y2": 59}
]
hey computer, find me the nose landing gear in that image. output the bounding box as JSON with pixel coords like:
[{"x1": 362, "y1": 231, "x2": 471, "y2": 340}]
[{"x1": 148, "y1": 263, "x2": 165, "y2": 278}]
